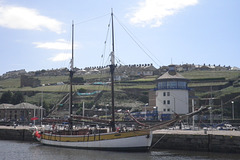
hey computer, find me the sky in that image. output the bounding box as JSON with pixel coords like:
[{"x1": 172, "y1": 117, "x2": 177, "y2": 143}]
[{"x1": 0, "y1": 0, "x2": 240, "y2": 75}]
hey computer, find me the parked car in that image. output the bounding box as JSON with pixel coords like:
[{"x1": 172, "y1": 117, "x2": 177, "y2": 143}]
[{"x1": 217, "y1": 123, "x2": 237, "y2": 131}]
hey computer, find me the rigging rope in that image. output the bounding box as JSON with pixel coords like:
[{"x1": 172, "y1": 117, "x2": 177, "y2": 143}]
[
  {"x1": 113, "y1": 15, "x2": 161, "y2": 68},
  {"x1": 75, "y1": 13, "x2": 110, "y2": 25}
]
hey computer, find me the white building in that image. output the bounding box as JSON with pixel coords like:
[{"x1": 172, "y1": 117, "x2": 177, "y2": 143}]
[{"x1": 155, "y1": 65, "x2": 189, "y2": 120}]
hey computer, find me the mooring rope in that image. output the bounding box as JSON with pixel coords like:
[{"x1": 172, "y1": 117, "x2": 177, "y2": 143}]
[{"x1": 149, "y1": 132, "x2": 167, "y2": 150}]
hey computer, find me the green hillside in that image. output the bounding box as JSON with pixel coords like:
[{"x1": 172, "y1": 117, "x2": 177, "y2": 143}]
[{"x1": 0, "y1": 70, "x2": 240, "y2": 118}]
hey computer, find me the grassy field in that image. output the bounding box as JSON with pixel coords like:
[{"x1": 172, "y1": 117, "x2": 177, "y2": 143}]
[
  {"x1": 0, "y1": 78, "x2": 20, "y2": 88},
  {"x1": 188, "y1": 82, "x2": 228, "y2": 87},
  {"x1": 182, "y1": 70, "x2": 240, "y2": 80},
  {"x1": 37, "y1": 76, "x2": 68, "y2": 84},
  {"x1": 130, "y1": 76, "x2": 158, "y2": 82}
]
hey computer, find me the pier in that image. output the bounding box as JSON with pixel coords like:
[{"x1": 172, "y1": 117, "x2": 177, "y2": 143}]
[{"x1": 0, "y1": 126, "x2": 240, "y2": 153}]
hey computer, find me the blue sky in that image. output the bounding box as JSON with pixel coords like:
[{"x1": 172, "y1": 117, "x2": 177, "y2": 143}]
[{"x1": 0, "y1": 0, "x2": 240, "y2": 75}]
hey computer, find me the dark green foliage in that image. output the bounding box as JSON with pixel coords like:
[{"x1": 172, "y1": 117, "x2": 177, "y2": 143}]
[
  {"x1": 137, "y1": 95, "x2": 148, "y2": 104},
  {"x1": 0, "y1": 91, "x2": 25, "y2": 104},
  {"x1": 115, "y1": 92, "x2": 128, "y2": 100},
  {"x1": 72, "y1": 77, "x2": 86, "y2": 84},
  {"x1": 77, "y1": 88, "x2": 87, "y2": 93},
  {"x1": 43, "y1": 101, "x2": 51, "y2": 114},
  {"x1": 0, "y1": 91, "x2": 12, "y2": 103},
  {"x1": 11, "y1": 91, "x2": 24, "y2": 104}
]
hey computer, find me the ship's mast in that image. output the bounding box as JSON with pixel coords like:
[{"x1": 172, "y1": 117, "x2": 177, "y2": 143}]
[
  {"x1": 69, "y1": 21, "x2": 74, "y2": 130},
  {"x1": 110, "y1": 9, "x2": 116, "y2": 132}
]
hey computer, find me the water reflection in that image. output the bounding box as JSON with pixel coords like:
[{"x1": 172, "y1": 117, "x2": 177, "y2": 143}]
[{"x1": 0, "y1": 140, "x2": 240, "y2": 160}]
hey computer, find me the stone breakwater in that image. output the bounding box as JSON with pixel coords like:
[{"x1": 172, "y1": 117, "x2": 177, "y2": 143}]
[
  {"x1": 0, "y1": 126, "x2": 240, "y2": 153},
  {"x1": 152, "y1": 130, "x2": 240, "y2": 153}
]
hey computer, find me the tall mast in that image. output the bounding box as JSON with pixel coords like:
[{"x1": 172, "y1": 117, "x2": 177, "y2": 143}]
[
  {"x1": 69, "y1": 21, "x2": 74, "y2": 130},
  {"x1": 110, "y1": 9, "x2": 116, "y2": 132}
]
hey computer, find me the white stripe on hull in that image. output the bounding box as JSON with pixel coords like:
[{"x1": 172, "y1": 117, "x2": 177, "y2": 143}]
[{"x1": 40, "y1": 133, "x2": 152, "y2": 150}]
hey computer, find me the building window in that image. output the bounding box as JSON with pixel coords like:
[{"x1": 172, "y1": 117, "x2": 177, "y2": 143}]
[
  {"x1": 167, "y1": 100, "x2": 170, "y2": 104},
  {"x1": 167, "y1": 108, "x2": 170, "y2": 112},
  {"x1": 178, "y1": 81, "x2": 187, "y2": 89},
  {"x1": 167, "y1": 92, "x2": 170, "y2": 96},
  {"x1": 163, "y1": 100, "x2": 166, "y2": 104},
  {"x1": 163, "y1": 109, "x2": 166, "y2": 112},
  {"x1": 158, "y1": 81, "x2": 167, "y2": 89},
  {"x1": 163, "y1": 92, "x2": 166, "y2": 96},
  {"x1": 167, "y1": 81, "x2": 177, "y2": 89}
]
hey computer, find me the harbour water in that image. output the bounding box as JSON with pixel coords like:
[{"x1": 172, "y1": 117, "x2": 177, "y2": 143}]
[{"x1": 0, "y1": 140, "x2": 240, "y2": 160}]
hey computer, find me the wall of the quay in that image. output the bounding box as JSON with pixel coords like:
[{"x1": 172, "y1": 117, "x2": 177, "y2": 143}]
[
  {"x1": 0, "y1": 128, "x2": 36, "y2": 141},
  {"x1": 152, "y1": 133, "x2": 240, "y2": 153}
]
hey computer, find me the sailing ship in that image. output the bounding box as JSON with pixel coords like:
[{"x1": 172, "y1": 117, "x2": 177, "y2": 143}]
[
  {"x1": 34, "y1": 11, "x2": 153, "y2": 151},
  {"x1": 33, "y1": 10, "x2": 208, "y2": 151}
]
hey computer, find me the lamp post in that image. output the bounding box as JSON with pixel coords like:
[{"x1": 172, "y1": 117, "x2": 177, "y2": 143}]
[
  {"x1": 145, "y1": 103, "x2": 148, "y2": 121},
  {"x1": 106, "y1": 104, "x2": 109, "y2": 120},
  {"x1": 192, "y1": 99, "x2": 195, "y2": 129},
  {"x1": 82, "y1": 102, "x2": 85, "y2": 126},
  {"x1": 33, "y1": 108, "x2": 36, "y2": 126},
  {"x1": 231, "y1": 101, "x2": 234, "y2": 120},
  {"x1": 41, "y1": 91, "x2": 43, "y2": 126},
  {"x1": 40, "y1": 106, "x2": 43, "y2": 127}
]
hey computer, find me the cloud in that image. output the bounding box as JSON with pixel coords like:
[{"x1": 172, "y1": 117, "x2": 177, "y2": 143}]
[
  {"x1": 0, "y1": 4, "x2": 64, "y2": 33},
  {"x1": 48, "y1": 53, "x2": 72, "y2": 62},
  {"x1": 34, "y1": 39, "x2": 79, "y2": 62},
  {"x1": 128, "y1": 0, "x2": 198, "y2": 27},
  {"x1": 33, "y1": 39, "x2": 73, "y2": 50}
]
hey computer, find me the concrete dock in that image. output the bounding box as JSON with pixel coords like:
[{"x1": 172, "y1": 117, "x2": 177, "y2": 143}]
[{"x1": 1, "y1": 126, "x2": 240, "y2": 153}]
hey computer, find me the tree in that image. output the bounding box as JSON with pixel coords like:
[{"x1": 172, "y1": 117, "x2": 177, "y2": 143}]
[
  {"x1": 137, "y1": 95, "x2": 149, "y2": 104},
  {"x1": 0, "y1": 91, "x2": 25, "y2": 104},
  {"x1": 11, "y1": 92, "x2": 24, "y2": 104},
  {"x1": 77, "y1": 88, "x2": 87, "y2": 93},
  {"x1": 72, "y1": 77, "x2": 86, "y2": 84},
  {"x1": 0, "y1": 91, "x2": 12, "y2": 104}
]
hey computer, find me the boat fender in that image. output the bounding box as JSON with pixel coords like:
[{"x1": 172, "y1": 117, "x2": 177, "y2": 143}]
[
  {"x1": 116, "y1": 127, "x2": 120, "y2": 133},
  {"x1": 34, "y1": 131, "x2": 41, "y2": 139}
]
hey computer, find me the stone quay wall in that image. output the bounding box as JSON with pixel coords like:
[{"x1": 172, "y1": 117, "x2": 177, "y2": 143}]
[
  {"x1": 0, "y1": 127, "x2": 36, "y2": 141},
  {"x1": 152, "y1": 130, "x2": 240, "y2": 153}
]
